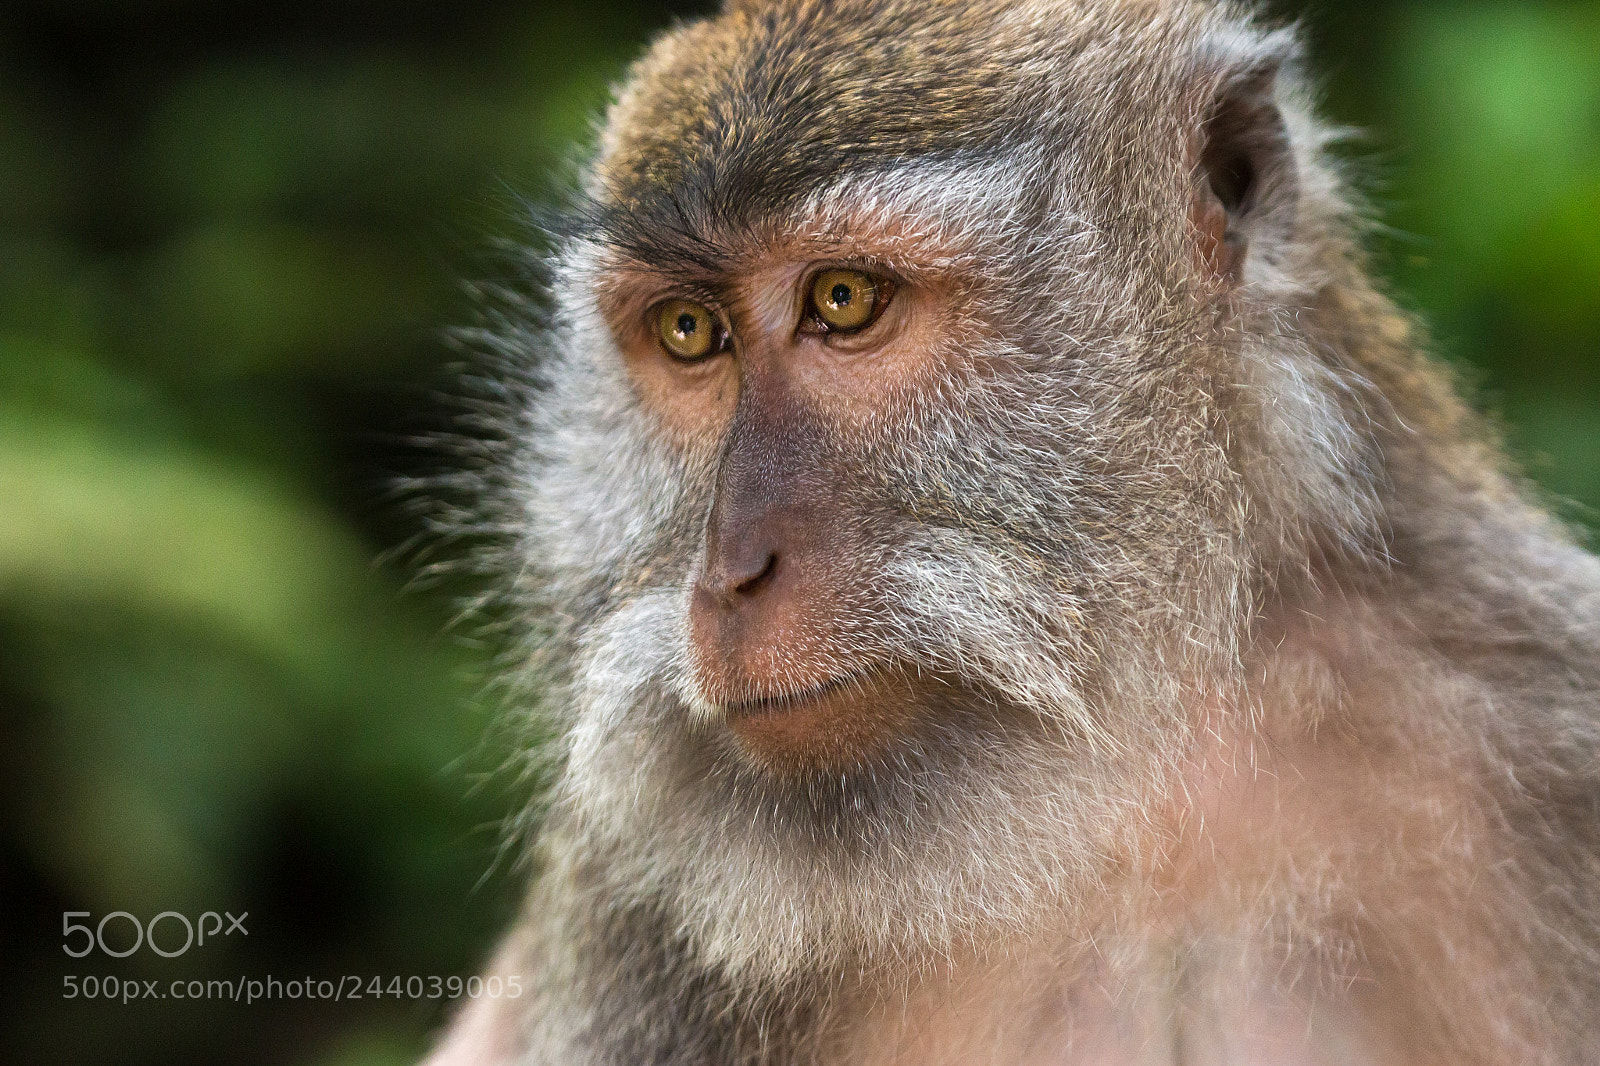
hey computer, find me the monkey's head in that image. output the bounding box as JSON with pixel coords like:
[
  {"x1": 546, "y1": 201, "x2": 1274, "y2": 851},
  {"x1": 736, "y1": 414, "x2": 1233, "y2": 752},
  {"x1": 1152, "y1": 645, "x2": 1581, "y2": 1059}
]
[{"x1": 501, "y1": 0, "x2": 1380, "y2": 979}]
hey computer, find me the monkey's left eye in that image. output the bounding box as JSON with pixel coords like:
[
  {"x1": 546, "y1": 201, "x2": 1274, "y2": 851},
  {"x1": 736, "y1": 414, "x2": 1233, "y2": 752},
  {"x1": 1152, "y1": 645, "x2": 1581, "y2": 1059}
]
[{"x1": 804, "y1": 268, "x2": 892, "y2": 334}]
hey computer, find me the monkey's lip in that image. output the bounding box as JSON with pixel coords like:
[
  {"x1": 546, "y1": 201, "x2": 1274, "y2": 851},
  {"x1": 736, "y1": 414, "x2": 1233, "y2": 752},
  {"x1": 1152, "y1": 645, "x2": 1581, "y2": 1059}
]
[
  {"x1": 716, "y1": 667, "x2": 917, "y2": 770},
  {"x1": 719, "y1": 671, "x2": 870, "y2": 719}
]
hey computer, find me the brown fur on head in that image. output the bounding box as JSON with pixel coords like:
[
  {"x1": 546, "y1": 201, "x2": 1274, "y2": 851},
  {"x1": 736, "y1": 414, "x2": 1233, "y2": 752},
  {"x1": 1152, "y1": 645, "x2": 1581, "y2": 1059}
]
[{"x1": 446, "y1": 1, "x2": 1600, "y2": 1061}]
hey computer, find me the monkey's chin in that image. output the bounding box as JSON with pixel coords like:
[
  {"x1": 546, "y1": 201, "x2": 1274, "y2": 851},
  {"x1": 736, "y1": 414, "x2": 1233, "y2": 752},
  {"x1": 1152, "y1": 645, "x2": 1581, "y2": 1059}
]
[{"x1": 719, "y1": 667, "x2": 921, "y2": 773}]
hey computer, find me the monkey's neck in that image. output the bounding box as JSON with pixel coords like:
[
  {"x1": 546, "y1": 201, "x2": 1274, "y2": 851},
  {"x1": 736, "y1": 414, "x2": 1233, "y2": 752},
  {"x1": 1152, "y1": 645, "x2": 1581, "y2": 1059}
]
[
  {"x1": 822, "y1": 605, "x2": 1491, "y2": 1066},
  {"x1": 836, "y1": 558, "x2": 1520, "y2": 1060}
]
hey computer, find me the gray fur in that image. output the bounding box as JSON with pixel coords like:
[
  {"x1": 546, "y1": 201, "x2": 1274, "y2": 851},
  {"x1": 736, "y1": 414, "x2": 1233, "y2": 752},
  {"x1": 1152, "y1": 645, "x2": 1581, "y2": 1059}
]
[{"x1": 423, "y1": 2, "x2": 1600, "y2": 1063}]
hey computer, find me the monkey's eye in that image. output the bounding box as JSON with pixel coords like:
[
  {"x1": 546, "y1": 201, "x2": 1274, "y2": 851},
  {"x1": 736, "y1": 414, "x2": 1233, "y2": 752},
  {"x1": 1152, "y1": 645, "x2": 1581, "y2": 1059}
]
[
  {"x1": 655, "y1": 299, "x2": 728, "y2": 362},
  {"x1": 805, "y1": 268, "x2": 891, "y2": 334}
]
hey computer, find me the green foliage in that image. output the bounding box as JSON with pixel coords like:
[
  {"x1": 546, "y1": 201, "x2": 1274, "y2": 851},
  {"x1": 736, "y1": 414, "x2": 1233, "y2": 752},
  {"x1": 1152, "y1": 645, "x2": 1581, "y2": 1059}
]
[{"x1": 0, "y1": 2, "x2": 1594, "y2": 1064}]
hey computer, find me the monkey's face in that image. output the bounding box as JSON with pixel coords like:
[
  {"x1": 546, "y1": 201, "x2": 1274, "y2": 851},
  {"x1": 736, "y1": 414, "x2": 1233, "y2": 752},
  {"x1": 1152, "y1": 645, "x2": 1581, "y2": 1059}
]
[
  {"x1": 509, "y1": 0, "x2": 1323, "y2": 977},
  {"x1": 596, "y1": 229, "x2": 999, "y2": 772},
  {"x1": 546, "y1": 160, "x2": 1247, "y2": 746}
]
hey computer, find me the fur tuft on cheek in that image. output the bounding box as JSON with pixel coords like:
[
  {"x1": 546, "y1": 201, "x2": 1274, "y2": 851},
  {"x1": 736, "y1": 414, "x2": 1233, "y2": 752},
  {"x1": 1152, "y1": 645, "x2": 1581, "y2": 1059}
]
[{"x1": 880, "y1": 531, "x2": 1105, "y2": 748}]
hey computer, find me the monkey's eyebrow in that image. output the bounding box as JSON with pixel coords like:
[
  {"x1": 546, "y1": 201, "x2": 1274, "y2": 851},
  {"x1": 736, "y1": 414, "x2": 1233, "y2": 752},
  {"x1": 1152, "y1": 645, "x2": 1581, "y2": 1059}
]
[
  {"x1": 578, "y1": 153, "x2": 1075, "y2": 282},
  {"x1": 581, "y1": 191, "x2": 746, "y2": 282}
]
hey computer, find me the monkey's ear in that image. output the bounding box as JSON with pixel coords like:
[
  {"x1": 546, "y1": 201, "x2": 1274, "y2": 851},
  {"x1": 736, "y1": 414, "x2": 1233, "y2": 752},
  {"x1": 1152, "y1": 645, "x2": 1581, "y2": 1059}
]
[{"x1": 1190, "y1": 47, "x2": 1299, "y2": 286}]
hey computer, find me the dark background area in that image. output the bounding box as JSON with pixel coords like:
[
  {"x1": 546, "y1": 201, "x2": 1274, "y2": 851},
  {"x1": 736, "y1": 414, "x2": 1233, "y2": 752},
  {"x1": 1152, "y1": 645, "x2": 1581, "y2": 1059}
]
[{"x1": 0, "y1": 2, "x2": 1595, "y2": 1064}]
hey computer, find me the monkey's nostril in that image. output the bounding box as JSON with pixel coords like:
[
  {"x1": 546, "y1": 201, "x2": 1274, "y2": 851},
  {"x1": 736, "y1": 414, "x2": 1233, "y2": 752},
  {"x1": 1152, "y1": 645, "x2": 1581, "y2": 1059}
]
[
  {"x1": 701, "y1": 549, "x2": 780, "y2": 606},
  {"x1": 730, "y1": 553, "x2": 778, "y2": 597},
  {"x1": 696, "y1": 551, "x2": 779, "y2": 613}
]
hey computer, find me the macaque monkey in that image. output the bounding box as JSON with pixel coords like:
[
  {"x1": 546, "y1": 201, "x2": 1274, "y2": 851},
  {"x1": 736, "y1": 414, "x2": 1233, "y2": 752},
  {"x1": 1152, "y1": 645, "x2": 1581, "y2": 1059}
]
[{"x1": 425, "y1": 0, "x2": 1600, "y2": 1062}]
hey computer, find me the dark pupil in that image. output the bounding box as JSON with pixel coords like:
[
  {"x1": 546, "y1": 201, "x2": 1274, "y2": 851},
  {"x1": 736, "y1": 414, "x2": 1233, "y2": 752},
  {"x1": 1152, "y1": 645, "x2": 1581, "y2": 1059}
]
[
  {"x1": 676, "y1": 312, "x2": 698, "y2": 337},
  {"x1": 830, "y1": 282, "x2": 853, "y2": 307}
]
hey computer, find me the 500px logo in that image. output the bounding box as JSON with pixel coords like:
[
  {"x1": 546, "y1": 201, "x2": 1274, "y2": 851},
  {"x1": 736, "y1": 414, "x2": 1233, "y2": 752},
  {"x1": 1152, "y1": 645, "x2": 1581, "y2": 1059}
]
[{"x1": 63, "y1": 911, "x2": 248, "y2": 958}]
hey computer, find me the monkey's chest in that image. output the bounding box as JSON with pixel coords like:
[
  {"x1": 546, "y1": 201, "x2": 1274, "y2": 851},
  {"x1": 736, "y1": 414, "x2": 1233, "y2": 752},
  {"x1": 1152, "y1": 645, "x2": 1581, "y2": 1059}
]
[{"x1": 836, "y1": 969, "x2": 1388, "y2": 1066}]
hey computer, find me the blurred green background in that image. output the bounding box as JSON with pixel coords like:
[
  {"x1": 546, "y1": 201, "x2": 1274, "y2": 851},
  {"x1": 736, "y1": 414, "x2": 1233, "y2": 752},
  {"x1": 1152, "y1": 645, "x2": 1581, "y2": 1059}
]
[{"x1": 0, "y1": 2, "x2": 1594, "y2": 1064}]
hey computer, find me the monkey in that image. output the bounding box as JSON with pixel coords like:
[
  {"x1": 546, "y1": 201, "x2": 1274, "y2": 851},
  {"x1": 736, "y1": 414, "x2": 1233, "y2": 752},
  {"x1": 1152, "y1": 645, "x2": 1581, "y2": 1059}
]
[{"x1": 422, "y1": 0, "x2": 1600, "y2": 1063}]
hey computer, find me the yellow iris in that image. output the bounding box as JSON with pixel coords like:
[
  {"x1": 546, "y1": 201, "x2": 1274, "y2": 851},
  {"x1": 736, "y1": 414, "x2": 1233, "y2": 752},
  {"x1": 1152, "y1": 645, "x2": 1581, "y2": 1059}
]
[{"x1": 810, "y1": 269, "x2": 878, "y2": 331}]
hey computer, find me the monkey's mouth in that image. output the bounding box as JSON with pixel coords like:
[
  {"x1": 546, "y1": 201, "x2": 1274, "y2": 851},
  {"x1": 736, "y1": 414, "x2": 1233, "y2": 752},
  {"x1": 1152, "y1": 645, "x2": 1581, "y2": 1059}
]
[
  {"x1": 721, "y1": 671, "x2": 869, "y2": 719},
  {"x1": 717, "y1": 667, "x2": 921, "y2": 770}
]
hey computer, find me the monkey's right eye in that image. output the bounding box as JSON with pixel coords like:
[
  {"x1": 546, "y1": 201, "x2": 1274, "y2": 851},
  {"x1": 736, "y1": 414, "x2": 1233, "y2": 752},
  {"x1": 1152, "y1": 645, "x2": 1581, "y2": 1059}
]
[{"x1": 655, "y1": 300, "x2": 728, "y2": 362}]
